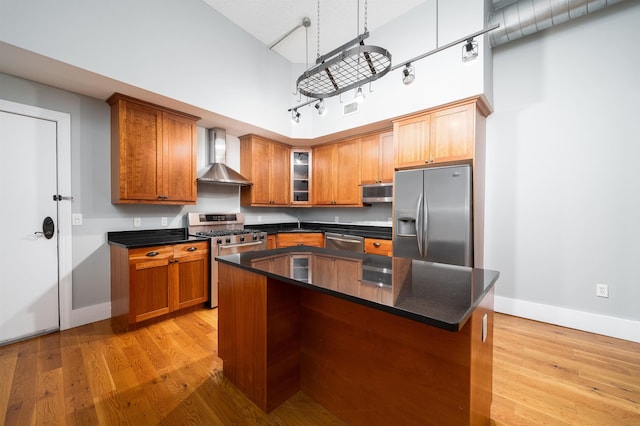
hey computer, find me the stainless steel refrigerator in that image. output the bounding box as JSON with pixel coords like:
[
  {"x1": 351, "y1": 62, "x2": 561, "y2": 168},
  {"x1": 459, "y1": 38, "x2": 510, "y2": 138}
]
[{"x1": 393, "y1": 164, "x2": 473, "y2": 266}]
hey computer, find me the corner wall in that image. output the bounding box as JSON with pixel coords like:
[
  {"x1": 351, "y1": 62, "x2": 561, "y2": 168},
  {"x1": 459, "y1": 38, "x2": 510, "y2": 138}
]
[{"x1": 484, "y1": 1, "x2": 640, "y2": 341}]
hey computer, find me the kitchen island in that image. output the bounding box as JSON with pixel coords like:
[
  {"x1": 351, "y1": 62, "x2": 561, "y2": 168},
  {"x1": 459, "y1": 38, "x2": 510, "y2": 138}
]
[{"x1": 216, "y1": 247, "x2": 499, "y2": 425}]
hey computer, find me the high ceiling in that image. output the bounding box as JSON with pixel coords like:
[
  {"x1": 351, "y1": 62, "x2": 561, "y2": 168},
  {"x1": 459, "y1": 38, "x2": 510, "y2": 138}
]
[
  {"x1": 201, "y1": 0, "x2": 429, "y2": 64},
  {"x1": 201, "y1": 0, "x2": 520, "y2": 64}
]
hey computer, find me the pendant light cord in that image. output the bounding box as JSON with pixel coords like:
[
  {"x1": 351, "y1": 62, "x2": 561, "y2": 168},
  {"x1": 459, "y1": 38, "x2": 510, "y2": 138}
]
[{"x1": 317, "y1": 0, "x2": 321, "y2": 59}]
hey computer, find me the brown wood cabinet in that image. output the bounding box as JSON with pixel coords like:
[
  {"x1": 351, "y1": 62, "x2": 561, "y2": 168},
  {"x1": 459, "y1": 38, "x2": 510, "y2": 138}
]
[
  {"x1": 252, "y1": 255, "x2": 290, "y2": 276},
  {"x1": 363, "y1": 238, "x2": 393, "y2": 257},
  {"x1": 360, "y1": 131, "x2": 394, "y2": 184},
  {"x1": 312, "y1": 138, "x2": 361, "y2": 206},
  {"x1": 240, "y1": 135, "x2": 291, "y2": 206},
  {"x1": 107, "y1": 93, "x2": 199, "y2": 205},
  {"x1": 110, "y1": 241, "x2": 209, "y2": 330},
  {"x1": 393, "y1": 101, "x2": 475, "y2": 169},
  {"x1": 276, "y1": 233, "x2": 324, "y2": 248},
  {"x1": 266, "y1": 235, "x2": 277, "y2": 250}
]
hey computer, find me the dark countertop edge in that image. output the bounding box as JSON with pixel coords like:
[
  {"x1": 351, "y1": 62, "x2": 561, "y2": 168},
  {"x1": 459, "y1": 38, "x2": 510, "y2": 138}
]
[
  {"x1": 248, "y1": 222, "x2": 393, "y2": 240},
  {"x1": 216, "y1": 247, "x2": 499, "y2": 332},
  {"x1": 107, "y1": 228, "x2": 210, "y2": 249}
]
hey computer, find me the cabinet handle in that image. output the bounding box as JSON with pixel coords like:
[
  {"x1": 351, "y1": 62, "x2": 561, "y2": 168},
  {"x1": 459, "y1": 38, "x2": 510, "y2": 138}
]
[
  {"x1": 168, "y1": 259, "x2": 179, "y2": 264},
  {"x1": 186, "y1": 246, "x2": 197, "y2": 252},
  {"x1": 146, "y1": 251, "x2": 159, "y2": 257},
  {"x1": 373, "y1": 242, "x2": 381, "y2": 248},
  {"x1": 157, "y1": 195, "x2": 169, "y2": 199}
]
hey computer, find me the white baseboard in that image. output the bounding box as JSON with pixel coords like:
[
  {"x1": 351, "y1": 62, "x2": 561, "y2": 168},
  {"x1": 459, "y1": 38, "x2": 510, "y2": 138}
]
[
  {"x1": 495, "y1": 296, "x2": 640, "y2": 343},
  {"x1": 68, "y1": 302, "x2": 112, "y2": 329}
]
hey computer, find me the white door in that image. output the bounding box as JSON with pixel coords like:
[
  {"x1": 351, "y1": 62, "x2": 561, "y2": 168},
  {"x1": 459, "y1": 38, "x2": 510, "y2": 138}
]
[{"x1": 0, "y1": 109, "x2": 61, "y2": 344}]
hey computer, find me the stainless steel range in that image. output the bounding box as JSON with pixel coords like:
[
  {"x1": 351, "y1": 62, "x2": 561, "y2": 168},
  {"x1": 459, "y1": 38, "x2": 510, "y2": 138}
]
[{"x1": 187, "y1": 212, "x2": 267, "y2": 308}]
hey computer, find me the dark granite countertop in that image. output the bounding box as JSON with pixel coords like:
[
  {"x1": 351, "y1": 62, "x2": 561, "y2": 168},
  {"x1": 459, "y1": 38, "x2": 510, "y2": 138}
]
[
  {"x1": 216, "y1": 246, "x2": 499, "y2": 331},
  {"x1": 247, "y1": 222, "x2": 392, "y2": 240},
  {"x1": 107, "y1": 228, "x2": 209, "y2": 248}
]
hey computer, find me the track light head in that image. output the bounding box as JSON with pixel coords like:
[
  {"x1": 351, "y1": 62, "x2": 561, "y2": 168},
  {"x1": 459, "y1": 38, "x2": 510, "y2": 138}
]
[
  {"x1": 462, "y1": 38, "x2": 478, "y2": 62},
  {"x1": 354, "y1": 87, "x2": 365, "y2": 103},
  {"x1": 292, "y1": 109, "x2": 301, "y2": 124},
  {"x1": 315, "y1": 100, "x2": 327, "y2": 116},
  {"x1": 402, "y1": 64, "x2": 415, "y2": 85}
]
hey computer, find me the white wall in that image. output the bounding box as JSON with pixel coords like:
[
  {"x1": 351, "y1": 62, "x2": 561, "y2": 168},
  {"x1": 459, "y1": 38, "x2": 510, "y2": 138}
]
[
  {"x1": 485, "y1": 2, "x2": 640, "y2": 341},
  {"x1": 0, "y1": 0, "x2": 490, "y2": 141}
]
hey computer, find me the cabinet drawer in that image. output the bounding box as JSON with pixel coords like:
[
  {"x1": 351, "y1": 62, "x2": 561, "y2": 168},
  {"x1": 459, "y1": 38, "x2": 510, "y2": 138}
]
[
  {"x1": 174, "y1": 241, "x2": 209, "y2": 259},
  {"x1": 364, "y1": 238, "x2": 393, "y2": 256},
  {"x1": 276, "y1": 233, "x2": 324, "y2": 248},
  {"x1": 128, "y1": 246, "x2": 173, "y2": 264}
]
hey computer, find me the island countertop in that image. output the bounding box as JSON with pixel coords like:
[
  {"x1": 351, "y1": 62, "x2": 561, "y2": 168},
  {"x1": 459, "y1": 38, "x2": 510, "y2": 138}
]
[{"x1": 216, "y1": 246, "x2": 499, "y2": 331}]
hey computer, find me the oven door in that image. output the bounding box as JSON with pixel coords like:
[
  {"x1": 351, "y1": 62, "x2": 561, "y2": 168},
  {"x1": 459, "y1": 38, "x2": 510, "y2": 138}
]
[
  {"x1": 218, "y1": 240, "x2": 266, "y2": 256},
  {"x1": 210, "y1": 239, "x2": 267, "y2": 309}
]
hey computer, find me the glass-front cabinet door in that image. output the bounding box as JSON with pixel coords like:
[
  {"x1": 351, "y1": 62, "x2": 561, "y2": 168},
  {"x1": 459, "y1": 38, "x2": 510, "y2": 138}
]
[{"x1": 291, "y1": 148, "x2": 311, "y2": 205}]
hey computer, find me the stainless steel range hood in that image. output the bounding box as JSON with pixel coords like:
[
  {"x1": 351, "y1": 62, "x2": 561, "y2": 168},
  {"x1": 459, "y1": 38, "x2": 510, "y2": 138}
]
[{"x1": 198, "y1": 128, "x2": 252, "y2": 186}]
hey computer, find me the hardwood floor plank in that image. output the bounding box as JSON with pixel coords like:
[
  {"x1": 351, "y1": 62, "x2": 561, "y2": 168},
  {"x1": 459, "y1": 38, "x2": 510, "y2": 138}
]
[
  {"x1": 0, "y1": 351, "x2": 18, "y2": 424},
  {"x1": 35, "y1": 368, "x2": 66, "y2": 425},
  {"x1": 4, "y1": 339, "x2": 38, "y2": 426}
]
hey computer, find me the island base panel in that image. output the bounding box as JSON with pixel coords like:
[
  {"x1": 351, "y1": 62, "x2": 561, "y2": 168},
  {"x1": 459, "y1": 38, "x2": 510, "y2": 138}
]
[
  {"x1": 218, "y1": 264, "x2": 300, "y2": 412},
  {"x1": 299, "y1": 288, "x2": 494, "y2": 426}
]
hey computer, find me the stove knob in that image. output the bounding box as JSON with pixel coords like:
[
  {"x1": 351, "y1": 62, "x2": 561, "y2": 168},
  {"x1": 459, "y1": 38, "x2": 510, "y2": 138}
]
[
  {"x1": 240, "y1": 236, "x2": 245, "y2": 242},
  {"x1": 252, "y1": 235, "x2": 258, "y2": 241},
  {"x1": 216, "y1": 239, "x2": 223, "y2": 244},
  {"x1": 260, "y1": 235, "x2": 265, "y2": 240},
  {"x1": 225, "y1": 238, "x2": 231, "y2": 244}
]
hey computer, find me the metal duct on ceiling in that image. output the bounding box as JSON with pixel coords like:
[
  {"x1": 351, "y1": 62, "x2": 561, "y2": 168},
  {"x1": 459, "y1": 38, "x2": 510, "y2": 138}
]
[{"x1": 488, "y1": 0, "x2": 627, "y2": 47}]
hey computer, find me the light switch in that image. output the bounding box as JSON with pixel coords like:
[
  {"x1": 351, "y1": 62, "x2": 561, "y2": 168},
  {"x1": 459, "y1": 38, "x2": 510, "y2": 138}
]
[{"x1": 72, "y1": 213, "x2": 83, "y2": 226}]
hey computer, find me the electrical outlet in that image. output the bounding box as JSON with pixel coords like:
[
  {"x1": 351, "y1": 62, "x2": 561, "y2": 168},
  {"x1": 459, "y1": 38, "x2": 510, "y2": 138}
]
[
  {"x1": 133, "y1": 217, "x2": 141, "y2": 228},
  {"x1": 258, "y1": 216, "x2": 262, "y2": 223},
  {"x1": 596, "y1": 283, "x2": 609, "y2": 298},
  {"x1": 161, "y1": 217, "x2": 168, "y2": 226},
  {"x1": 335, "y1": 216, "x2": 339, "y2": 222}
]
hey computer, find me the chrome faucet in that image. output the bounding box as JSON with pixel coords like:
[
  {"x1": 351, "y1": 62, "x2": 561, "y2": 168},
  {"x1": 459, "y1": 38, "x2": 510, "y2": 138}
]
[{"x1": 297, "y1": 217, "x2": 301, "y2": 229}]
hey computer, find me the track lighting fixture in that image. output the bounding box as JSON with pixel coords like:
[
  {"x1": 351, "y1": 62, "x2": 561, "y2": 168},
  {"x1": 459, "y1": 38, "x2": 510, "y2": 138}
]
[
  {"x1": 462, "y1": 38, "x2": 478, "y2": 62},
  {"x1": 402, "y1": 64, "x2": 415, "y2": 85},
  {"x1": 315, "y1": 100, "x2": 327, "y2": 116},
  {"x1": 286, "y1": 0, "x2": 500, "y2": 119}
]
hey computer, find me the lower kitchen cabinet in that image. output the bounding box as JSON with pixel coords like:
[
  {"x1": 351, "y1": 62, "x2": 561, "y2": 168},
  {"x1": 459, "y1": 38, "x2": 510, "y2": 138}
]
[
  {"x1": 364, "y1": 238, "x2": 393, "y2": 257},
  {"x1": 276, "y1": 233, "x2": 324, "y2": 248},
  {"x1": 266, "y1": 234, "x2": 277, "y2": 249},
  {"x1": 110, "y1": 241, "x2": 209, "y2": 330}
]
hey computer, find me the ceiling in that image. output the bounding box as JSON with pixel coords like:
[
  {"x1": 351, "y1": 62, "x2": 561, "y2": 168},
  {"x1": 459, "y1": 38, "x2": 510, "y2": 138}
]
[{"x1": 202, "y1": 0, "x2": 430, "y2": 64}]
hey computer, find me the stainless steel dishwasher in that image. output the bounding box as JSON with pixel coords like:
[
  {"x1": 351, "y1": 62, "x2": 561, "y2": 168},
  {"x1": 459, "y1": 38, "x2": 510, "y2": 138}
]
[{"x1": 324, "y1": 232, "x2": 364, "y2": 252}]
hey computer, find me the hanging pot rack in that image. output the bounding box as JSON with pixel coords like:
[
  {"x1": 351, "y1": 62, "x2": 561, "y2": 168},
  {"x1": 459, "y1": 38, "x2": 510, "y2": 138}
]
[{"x1": 296, "y1": 31, "x2": 392, "y2": 99}]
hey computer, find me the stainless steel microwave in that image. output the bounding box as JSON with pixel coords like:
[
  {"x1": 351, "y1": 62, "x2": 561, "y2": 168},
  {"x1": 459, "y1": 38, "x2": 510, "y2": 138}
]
[{"x1": 362, "y1": 183, "x2": 393, "y2": 203}]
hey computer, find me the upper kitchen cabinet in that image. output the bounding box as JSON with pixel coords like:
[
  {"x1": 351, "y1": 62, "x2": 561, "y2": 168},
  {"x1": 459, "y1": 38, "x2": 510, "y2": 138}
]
[
  {"x1": 240, "y1": 135, "x2": 290, "y2": 206},
  {"x1": 393, "y1": 97, "x2": 490, "y2": 169},
  {"x1": 312, "y1": 138, "x2": 361, "y2": 206},
  {"x1": 291, "y1": 148, "x2": 312, "y2": 205},
  {"x1": 107, "y1": 93, "x2": 199, "y2": 205},
  {"x1": 360, "y1": 130, "x2": 394, "y2": 184}
]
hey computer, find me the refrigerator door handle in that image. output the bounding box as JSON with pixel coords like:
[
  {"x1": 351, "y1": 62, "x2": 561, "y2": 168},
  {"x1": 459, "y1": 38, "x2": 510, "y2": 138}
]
[
  {"x1": 424, "y1": 195, "x2": 429, "y2": 258},
  {"x1": 416, "y1": 193, "x2": 424, "y2": 257}
]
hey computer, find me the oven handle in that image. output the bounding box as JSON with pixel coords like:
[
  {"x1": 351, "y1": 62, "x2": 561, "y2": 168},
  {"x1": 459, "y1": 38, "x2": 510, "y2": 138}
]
[{"x1": 220, "y1": 241, "x2": 265, "y2": 249}]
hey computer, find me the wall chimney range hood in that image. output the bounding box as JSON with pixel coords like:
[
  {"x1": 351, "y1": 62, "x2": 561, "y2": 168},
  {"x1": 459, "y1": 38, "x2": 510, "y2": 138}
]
[{"x1": 197, "y1": 128, "x2": 252, "y2": 186}]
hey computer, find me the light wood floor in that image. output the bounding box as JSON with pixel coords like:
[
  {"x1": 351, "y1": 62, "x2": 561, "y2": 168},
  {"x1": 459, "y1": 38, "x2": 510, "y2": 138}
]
[{"x1": 1, "y1": 310, "x2": 638, "y2": 425}]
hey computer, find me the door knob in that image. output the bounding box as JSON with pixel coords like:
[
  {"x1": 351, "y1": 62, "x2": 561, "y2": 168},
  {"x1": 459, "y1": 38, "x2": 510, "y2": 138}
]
[{"x1": 34, "y1": 216, "x2": 55, "y2": 239}]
